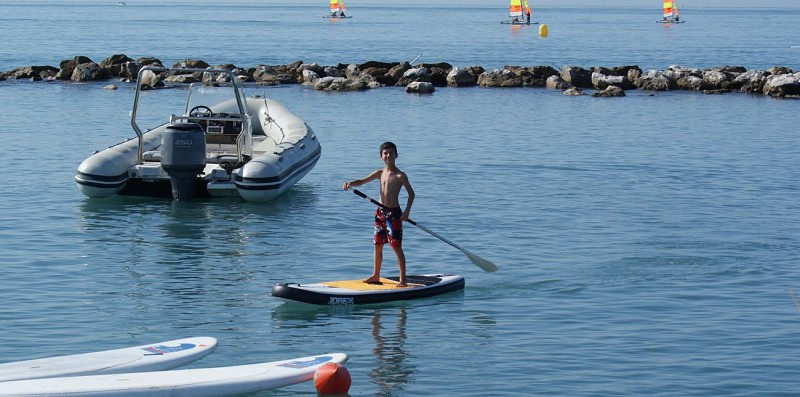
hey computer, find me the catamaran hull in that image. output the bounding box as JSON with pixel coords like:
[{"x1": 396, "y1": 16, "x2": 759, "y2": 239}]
[{"x1": 75, "y1": 98, "x2": 320, "y2": 202}]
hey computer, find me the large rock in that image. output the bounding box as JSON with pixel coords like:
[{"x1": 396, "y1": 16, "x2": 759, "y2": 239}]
[
  {"x1": 72, "y1": 62, "x2": 108, "y2": 81},
  {"x1": 207, "y1": 64, "x2": 251, "y2": 83},
  {"x1": 138, "y1": 69, "x2": 164, "y2": 90},
  {"x1": 546, "y1": 75, "x2": 572, "y2": 90},
  {"x1": 698, "y1": 66, "x2": 746, "y2": 90},
  {"x1": 358, "y1": 61, "x2": 398, "y2": 71},
  {"x1": 591, "y1": 72, "x2": 628, "y2": 90},
  {"x1": 323, "y1": 65, "x2": 342, "y2": 78},
  {"x1": 253, "y1": 64, "x2": 297, "y2": 85},
  {"x1": 446, "y1": 66, "x2": 483, "y2": 87},
  {"x1": 406, "y1": 81, "x2": 435, "y2": 94},
  {"x1": 164, "y1": 74, "x2": 201, "y2": 83},
  {"x1": 312, "y1": 76, "x2": 368, "y2": 91},
  {"x1": 396, "y1": 67, "x2": 430, "y2": 86},
  {"x1": 137, "y1": 57, "x2": 163, "y2": 67},
  {"x1": 591, "y1": 66, "x2": 637, "y2": 89},
  {"x1": 344, "y1": 64, "x2": 361, "y2": 79},
  {"x1": 99, "y1": 54, "x2": 133, "y2": 78},
  {"x1": 677, "y1": 75, "x2": 715, "y2": 91},
  {"x1": 664, "y1": 65, "x2": 700, "y2": 80},
  {"x1": 592, "y1": 86, "x2": 625, "y2": 97},
  {"x1": 635, "y1": 69, "x2": 677, "y2": 91},
  {"x1": 359, "y1": 61, "x2": 398, "y2": 85},
  {"x1": 563, "y1": 87, "x2": 585, "y2": 96},
  {"x1": 172, "y1": 59, "x2": 209, "y2": 70},
  {"x1": 301, "y1": 69, "x2": 320, "y2": 84},
  {"x1": 56, "y1": 55, "x2": 93, "y2": 80},
  {"x1": 10, "y1": 65, "x2": 58, "y2": 80},
  {"x1": 351, "y1": 68, "x2": 380, "y2": 88},
  {"x1": 608, "y1": 65, "x2": 642, "y2": 79},
  {"x1": 428, "y1": 66, "x2": 449, "y2": 87},
  {"x1": 299, "y1": 63, "x2": 325, "y2": 77},
  {"x1": 478, "y1": 68, "x2": 522, "y2": 87},
  {"x1": 313, "y1": 76, "x2": 347, "y2": 90},
  {"x1": 523, "y1": 65, "x2": 559, "y2": 87},
  {"x1": 418, "y1": 62, "x2": 452, "y2": 87},
  {"x1": 762, "y1": 73, "x2": 800, "y2": 98},
  {"x1": 767, "y1": 66, "x2": 793, "y2": 75},
  {"x1": 384, "y1": 62, "x2": 411, "y2": 85},
  {"x1": 702, "y1": 69, "x2": 730, "y2": 88},
  {"x1": 736, "y1": 69, "x2": 769, "y2": 94},
  {"x1": 560, "y1": 66, "x2": 592, "y2": 88}
]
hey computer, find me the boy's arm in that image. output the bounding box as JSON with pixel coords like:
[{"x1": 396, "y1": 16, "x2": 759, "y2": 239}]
[
  {"x1": 342, "y1": 169, "x2": 381, "y2": 190},
  {"x1": 400, "y1": 174, "x2": 415, "y2": 221}
]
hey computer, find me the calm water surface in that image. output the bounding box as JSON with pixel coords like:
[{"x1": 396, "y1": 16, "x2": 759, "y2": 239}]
[{"x1": 1, "y1": 1, "x2": 799, "y2": 396}]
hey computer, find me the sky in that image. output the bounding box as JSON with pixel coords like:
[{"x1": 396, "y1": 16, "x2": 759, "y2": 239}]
[
  {"x1": 549, "y1": 0, "x2": 791, "y2": 6},
  {"x1": 310, "y1": 0, "x2": 799, "y2": 7},
  {"x1": 415, "y1": 0, "x2": 796, "y2": 7},
  {"x1": 67, "y1": 0, "x2": 800, "y2": 8},
  {"x1": 59, "y1": 0, "x2": 800, "y2": 8}
]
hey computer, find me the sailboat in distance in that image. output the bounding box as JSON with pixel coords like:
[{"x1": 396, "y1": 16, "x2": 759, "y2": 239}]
[
  {"x1": 326, "y1": 0, "x2": 352, "y2": 19},
  {"x1": 658, "y1": 0, "x2": 684, "y2": 23},
  {"x1": 501, "y1": 0, "x2": 538, "y2": 25}
]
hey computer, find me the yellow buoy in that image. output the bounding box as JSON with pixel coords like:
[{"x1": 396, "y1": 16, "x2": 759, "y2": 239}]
[{"x1": 539, "y1": 23, "x2": 548, "y2": 38}]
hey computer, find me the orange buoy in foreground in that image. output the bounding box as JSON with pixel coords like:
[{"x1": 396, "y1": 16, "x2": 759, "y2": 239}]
[{"x1": 314, "y1": 362, "x2": 352, "y2": 394}]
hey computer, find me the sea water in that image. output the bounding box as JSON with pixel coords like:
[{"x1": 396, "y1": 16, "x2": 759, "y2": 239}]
[{"x1": 1, "y1": 1, "x2": 799, "y2": 396}]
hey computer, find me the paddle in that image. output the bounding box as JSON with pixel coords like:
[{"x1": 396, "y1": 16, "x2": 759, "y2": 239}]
[{"x1": 350, "y1": 189, "x2": 498, "y2": 272}]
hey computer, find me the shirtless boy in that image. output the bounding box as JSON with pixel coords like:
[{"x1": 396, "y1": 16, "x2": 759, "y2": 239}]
[{"x1": 342, "y1": 142, "x2": 415, "y2": 287}]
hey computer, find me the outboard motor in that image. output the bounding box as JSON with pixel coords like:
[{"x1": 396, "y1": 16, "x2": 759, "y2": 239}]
[{"x1": 161, "y1": 123, "x2": 206, "y2": 201}]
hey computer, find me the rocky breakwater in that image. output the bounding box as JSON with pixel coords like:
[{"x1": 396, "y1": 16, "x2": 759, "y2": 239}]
[{"x1": 1, "y1": 54, "x2": 798, "y2": 99}]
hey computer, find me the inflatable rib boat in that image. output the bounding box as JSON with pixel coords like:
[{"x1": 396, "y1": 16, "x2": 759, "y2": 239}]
[{"x1": 75, "y1": 66, "x2": 321, "y2": 201}]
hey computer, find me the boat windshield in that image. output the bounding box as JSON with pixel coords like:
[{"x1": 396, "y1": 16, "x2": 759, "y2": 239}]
[
  {"x1": 184, "y1": 83, "x2": 247, "y2": 117},
  {"x1": 130, "y1": 66, "x2": 252, "y2": 164}
]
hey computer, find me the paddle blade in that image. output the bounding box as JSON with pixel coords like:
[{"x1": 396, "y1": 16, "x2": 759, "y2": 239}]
[{"x1": 463, "y1": 249, "x2": 498, "y2": 272}]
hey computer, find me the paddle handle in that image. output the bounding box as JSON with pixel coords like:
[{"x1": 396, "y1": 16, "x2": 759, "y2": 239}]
[{"x1": 351, "y1": 189, "x2": 418, "y2": 226}]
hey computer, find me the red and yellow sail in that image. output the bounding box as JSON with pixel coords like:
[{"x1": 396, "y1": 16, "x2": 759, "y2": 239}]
[
  {"x1": 330, "y1": 0, "x2": 346, "y2": 14},
  {"x1": 509, "y1": 0, "x2": 530, "y2": 18},
  {"x1": 663, "y1": 0, "x2": 677, "y2": 18}
]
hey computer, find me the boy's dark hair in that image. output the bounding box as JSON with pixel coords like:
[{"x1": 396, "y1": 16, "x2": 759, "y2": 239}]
[{"x1": 379, "y1": 141, "x2": 398, "y2": 157}]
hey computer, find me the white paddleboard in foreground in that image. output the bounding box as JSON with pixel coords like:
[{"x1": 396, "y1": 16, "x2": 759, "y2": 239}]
[
  {"x1": 0, "y1": 353, "x2": 348, "y2": 397},
  {"x1": 0, "y1": 336, "x2": 217, "y2": 382}
]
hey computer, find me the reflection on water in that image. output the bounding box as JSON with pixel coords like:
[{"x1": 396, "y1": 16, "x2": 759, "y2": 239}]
[
  {"x1": 73, "y1": 185, "x2": 321, "y2": 322},
  {"x1": 76, "y1": 185, "x2": 321, "y2": 264},
  {"x1": 271, "y1": 302, "x2": 415, "y2": 396},
  {"x1": 369, "y1": 306, "x2": 414, "y2": 397}
]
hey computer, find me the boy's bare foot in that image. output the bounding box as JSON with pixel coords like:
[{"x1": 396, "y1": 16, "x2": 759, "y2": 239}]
[
  {"x1": 396, "y1": 282, "x2": 408, "y2": 288},
  {"x1": 363, "y1": 277, "x2": 382, "y2": 285}
]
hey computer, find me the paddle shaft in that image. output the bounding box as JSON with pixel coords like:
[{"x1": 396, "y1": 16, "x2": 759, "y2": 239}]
[
  {"x1": 352, "y1": 189, "x2": 419, "y2": 225},
  {"x1": 351, "y1": 189, "x2": 498, "y2": 272}
]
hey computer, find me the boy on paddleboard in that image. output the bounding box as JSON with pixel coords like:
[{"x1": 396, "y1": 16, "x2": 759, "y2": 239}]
[{"x1": 342, "y1": 142, "x2": 415, "y2": 287}]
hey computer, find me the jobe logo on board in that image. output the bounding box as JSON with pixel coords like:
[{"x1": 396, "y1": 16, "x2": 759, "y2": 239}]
[
  {"x1": 278, "y1": 356, "x2": 332, "y2": 368},
  {"x1": 328, "y1": 296, "x2": 354, "y2": 305},
  {"x1": 141, "y1": 343, "x2": 196, "y2": 355}
]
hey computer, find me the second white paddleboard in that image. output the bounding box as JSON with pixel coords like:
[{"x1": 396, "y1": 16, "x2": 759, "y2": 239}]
[
  {"x1": 0, "y1": 336, "x2": 217, "y2": 382},
  {"x1": 0, "y1": 353, "x2": 348, "y2": 397}
]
